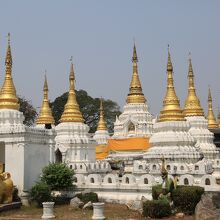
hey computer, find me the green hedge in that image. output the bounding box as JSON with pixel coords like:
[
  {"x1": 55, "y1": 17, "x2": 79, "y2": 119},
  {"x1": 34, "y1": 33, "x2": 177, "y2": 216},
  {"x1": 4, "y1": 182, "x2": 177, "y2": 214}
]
[
  {"x1": 143, "y1": 199, "x2": 171, "y2": 218},
  {"x1": 172, "y1": 186, "x2": 204, "y2": 214},
  {"x1": 41, "y1": 163, "x2": 75, "y2": 190},
  {"x1": 30, "y1": 181, "x2": 52, "y2": 207},
  {"x1": 152, "y1": 185, "x2": 169, "y2": 200},
  {"x1": 75, "y1": 192, "x2": 98, "y2": 204}
]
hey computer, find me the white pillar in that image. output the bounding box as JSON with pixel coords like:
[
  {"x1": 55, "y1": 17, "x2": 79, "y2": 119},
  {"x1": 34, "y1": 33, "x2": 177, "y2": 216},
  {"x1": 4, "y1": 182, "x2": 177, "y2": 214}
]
[
  {"x1": 92, "y1": 202, "x2": 105, "y2": 220},
  {"x1": 42, "y1": 202, "x2": 55, "y2": 219}
]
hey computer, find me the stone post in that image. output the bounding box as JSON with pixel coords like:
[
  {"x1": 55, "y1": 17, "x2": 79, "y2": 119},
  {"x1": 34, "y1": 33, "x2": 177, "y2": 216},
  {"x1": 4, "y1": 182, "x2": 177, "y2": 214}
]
[
  {"x1": 92, "y1": 202, "x2": 105, "y2": 220},
  {"x1": 42, "y1": 202, "x2": 55, "y2": 219},
  {"x1": 20, "y1": 191, "x2": 30, "y2": 207}
]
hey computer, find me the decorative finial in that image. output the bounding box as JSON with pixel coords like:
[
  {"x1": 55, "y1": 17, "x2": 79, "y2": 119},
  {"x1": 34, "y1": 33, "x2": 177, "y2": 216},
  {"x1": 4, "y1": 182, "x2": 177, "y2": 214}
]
[
  {"x1": 60, "y1": 61, "x2": 84, "y2": 123},
  {"x1": 44, "y1": 72, "x2": 48, "y2": 91},
  {"x1": 183, "y1": 56, "x2": 204, "y2": 117},
  {"x1": 0, "y1": 33, "x2": 19, "y2": 110},
  {"x1": 36, "y1": 74, "x2": 55, "y2": 125},
  {"x1": 126, "y1": 44, "x2": 145, "y2": 104},
  {"x1": 159, "y1": 50, "x2": 185, "y2": 122},
  {"x1": 132, "y1": 43, "x2": 138, "y2": 62},
  {"x1": 207, "y1": 87, "x2": 218, "y2": 128},
  {"x1": 97, "y1": 98, "x2": 107, "y2": 131},
  {"x1": 7, "y1": 33, "x2": 10, "y2": 45}
]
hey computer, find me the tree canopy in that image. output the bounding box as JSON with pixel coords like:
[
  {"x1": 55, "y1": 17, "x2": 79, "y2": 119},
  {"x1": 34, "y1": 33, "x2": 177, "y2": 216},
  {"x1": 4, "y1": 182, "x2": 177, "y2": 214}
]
[
  {"x1": 50, "y1": 89, "x2": 121, "y2": 133},
  {"x1": 19, "y1": 97, "x2": 37, "y2": 126}
]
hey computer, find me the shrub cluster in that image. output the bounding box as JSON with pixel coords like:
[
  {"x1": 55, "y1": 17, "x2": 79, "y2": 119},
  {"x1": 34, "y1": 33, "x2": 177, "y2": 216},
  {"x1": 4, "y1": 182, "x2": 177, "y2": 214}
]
[
  {"x1": 41, "y1": 163, "x2": 75, "y2": 190},
  {"x1": 172, "y1": 186, "x2": 204, "y2": 214},
  {"x1": 30, "y1": 163, "x2": 75, "y2": 206},
  {"x1": 30, "y1": 181, "x2": 51, "y2": 207},
  {"x1": 143, "y1": 199, "x2": 171, "y2": 218},
  {"x1": 152, "y1": 185, "x2": 169, "y2": 200},
  {"x1": 75, "y1": 192, "x2": 99, "y2": 204}
]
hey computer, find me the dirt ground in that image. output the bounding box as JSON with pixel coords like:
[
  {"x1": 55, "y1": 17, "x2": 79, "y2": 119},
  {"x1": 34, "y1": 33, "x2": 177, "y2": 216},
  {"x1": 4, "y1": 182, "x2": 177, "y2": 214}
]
[{"x1": 0, "y1": 203, "x2": 194, "y2": 220}]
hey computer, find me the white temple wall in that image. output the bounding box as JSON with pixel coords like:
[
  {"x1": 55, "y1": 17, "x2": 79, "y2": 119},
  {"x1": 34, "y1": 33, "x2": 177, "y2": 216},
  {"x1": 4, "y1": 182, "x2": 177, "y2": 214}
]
[
  {"x1": 74, "y1": 172, "x2": 220, "y2": 203},
  {"x1": 23, "y1": 143, "x2": 51, "y2": 191},
  {"x1": 60, "y1": 143, "x2": 96, "y2": 163},
  {"x1": 5, "y1": 143, "x2": 25, "y2": 191}
]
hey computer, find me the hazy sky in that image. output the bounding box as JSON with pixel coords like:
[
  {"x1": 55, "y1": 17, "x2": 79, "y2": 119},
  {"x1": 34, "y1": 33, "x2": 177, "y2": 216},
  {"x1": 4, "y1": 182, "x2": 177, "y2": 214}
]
[{"x1": 0, "y1": 1, "x2": 220, "y2": 117}]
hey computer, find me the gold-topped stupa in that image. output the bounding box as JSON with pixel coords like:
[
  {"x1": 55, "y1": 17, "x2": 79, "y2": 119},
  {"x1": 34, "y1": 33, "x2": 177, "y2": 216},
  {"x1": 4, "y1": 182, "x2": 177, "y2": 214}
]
[
  {"x1": 97, "y1": 98, "x2": 107, "y2": 131},
  {"x1": 36, "y1": 75, "x2": 55, "y2": 125},
  {"x1": 60, "y1": 62, "x2": 84, "y2": 123},
  {"x1": 126, "y1": 44, "x2": 146, "y2": 104},
  {"x1": 159, "y1": 51, "x2": 185, "y2": 122},
  {"x1": 183, "y1": 57, "x2": 204, "y2": 117},
  {"x1": 207, "y1": 88, "x2": 218, "y2": 128},
  {"x1": 0, "y1": 33, "x2": 19, "y2": 110}
]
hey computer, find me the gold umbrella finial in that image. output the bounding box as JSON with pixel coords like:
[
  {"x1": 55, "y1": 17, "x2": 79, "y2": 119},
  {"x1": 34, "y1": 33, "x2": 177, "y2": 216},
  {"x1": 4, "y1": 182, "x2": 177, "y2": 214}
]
[
  {"x1": 60, "y1": 60, "x2": 84, "y2": 123},
  {"x1": 97, "y1": 98, "x2": 107, "y2": 131},
  {"x1": 126, "y1": 44, "x2": 145, "y2": 104},
  {"x1": 0, "y1": 33, "x2": 19, "y2": 110},
  {"x1": 183, "y1": 55, "x2": 204, "y2": 117},
  {"x1": 159, "y1": 49, "x2": 185, "y2": 122},
  {"x1": 207, "y1": 87, "x2": 218, "y2": 128},
  {"x1": 36, "y1": 73, "x2": 55, "y2": 125}
]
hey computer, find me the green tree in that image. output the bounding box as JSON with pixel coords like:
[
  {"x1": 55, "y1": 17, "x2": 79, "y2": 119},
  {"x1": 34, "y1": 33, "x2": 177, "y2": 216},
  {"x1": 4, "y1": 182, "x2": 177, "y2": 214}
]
[
  {"x1": 19, "y1": 97, "x2": 37, "y2": 126},
  {"x1": 41, "y1": 163, "x2": 74, "y2": 190},
  {"x1": 50, "y1": 89, "x2": 121, "y2": 133}
]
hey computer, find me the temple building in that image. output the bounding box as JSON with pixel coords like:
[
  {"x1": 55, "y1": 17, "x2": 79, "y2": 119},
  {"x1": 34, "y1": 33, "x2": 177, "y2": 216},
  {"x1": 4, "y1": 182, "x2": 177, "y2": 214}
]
[
  {"x1": 183, "y1": 58, "x2": 219, "y2": 159},
  {"x1": 143, "y1": 51, "x2": 201, "y2": 163},
  {"x1": 107, "y1": 45, "x2": 153, "y2": 163},
  {"x1": 0, "y1": 34, "x2": 55, "y2": 192},
  {"x1": 134, "y1": 51, "x2": 220, "y2": 192},
  {"x1": 93, "y1": 99, "x2": 110, "y2": 160},
  {"x1": 55, "y1": 62, "x2": 111, "y2": 174}
]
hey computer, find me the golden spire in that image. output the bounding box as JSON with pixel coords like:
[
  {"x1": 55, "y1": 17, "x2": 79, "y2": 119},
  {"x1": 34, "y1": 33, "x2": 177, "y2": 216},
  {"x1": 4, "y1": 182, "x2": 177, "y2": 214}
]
[
  {"x1": 97, "y1": 98, "x2": 107, "y2": 131},
  {"x1": 159, "y1": 50, "x2": 185, "y2": 122},
  {"x1": 183, "y1": 57, "x2": 204, "y2": 117},
  {"x1": 36, "y1": 74, "x2": 55, "y2": 125},
  {"x1": 126, "y1": 44, "x2": 146, "y2": 104},
  {"x1": 0, "y1": 33, "x2": 19, "y2": 110},
  {"x1": 207, "y1": 87, "x2": 218, "y2": 128},
  {"x1": 60, "y1": 61, "x2": 84, "y2": 123}
]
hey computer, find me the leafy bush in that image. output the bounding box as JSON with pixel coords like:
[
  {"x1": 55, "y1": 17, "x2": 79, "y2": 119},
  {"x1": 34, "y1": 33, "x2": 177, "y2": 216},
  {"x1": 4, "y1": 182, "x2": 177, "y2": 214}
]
[
  {"x1": 143, "y1": 199, "x2": 171, "y2": 218},
  {"x1": 30, "y1": 181, "x2": 51, "y2": 207},
  {"x1": 41, "y1": 163, "x2": 74, "y2": 190},
  {"x1": 152, "y1": 185, "x2": 169, "y2": 200},
  {"x1": 75, "y1": 192, "x2": 98, "y2": 203},
  {"x1": 172, "y1": 186, "x2": 204, "y2": 214},
  {"x1": 12, "y1": 186, "x2": 21, "y2": 202}
]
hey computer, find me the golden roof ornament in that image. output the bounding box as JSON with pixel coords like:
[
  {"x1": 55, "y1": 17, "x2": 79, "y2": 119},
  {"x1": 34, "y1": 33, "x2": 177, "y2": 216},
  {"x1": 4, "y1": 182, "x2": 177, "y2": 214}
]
[
  {"x1": 36, "y1": 74, "x2": 55, "y2": 125},
  {"x1": 60, "y1": 61, "x2": 84, "y2": 123},
  {"x1": 0, "y1": 33, "x2": 19, "y2": 110},
  {"x1": 97, "y1": 98, "x2": 107, "y2": 131},
  {"x1": 159, "y1": 49, "x2": 185, "y2": 122},
  {"x1": 126, "y1": 44, "x2": 146, "y2": 104},
  {"x1": 183, "y1": 57, "x2": 204, "y2": 117},
  {"x1": 207, "y1": 87, "x2": 218, "y2": 128}
]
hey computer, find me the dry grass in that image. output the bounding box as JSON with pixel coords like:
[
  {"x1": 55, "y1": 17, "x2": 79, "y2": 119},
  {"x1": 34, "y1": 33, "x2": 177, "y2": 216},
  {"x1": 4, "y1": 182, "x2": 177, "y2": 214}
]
[{"x1": 0, "y1": 203, "x2": 194, "y2": 220}]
